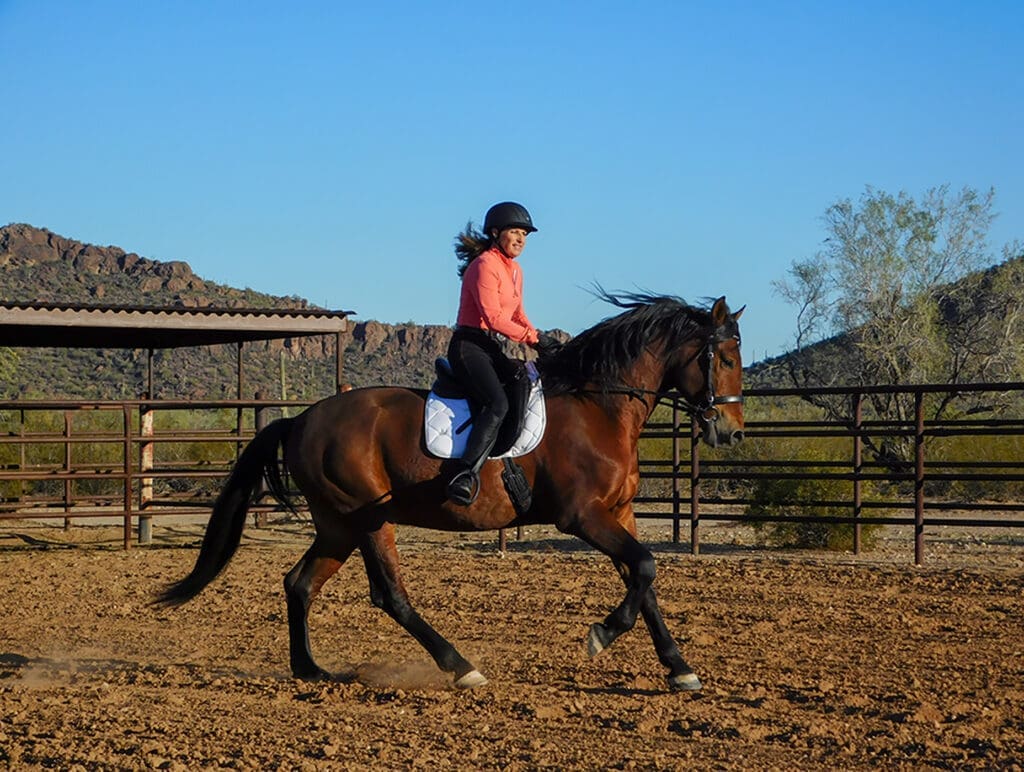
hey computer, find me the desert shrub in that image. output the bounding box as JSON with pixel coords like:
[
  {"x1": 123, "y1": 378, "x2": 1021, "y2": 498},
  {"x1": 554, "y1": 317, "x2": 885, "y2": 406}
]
[
  {"x1": 927, "y1": 428, "x2": 1024, "y2": 502},
  {"x1": 744, "y1": 442, "x2": 885, "y2": 551}
]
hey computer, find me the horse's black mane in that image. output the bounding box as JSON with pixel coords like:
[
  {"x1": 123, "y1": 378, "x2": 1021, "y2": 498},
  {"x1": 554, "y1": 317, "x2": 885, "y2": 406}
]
[{"x1": 538, "y1": 289, "x2": 714, "y2": 396}]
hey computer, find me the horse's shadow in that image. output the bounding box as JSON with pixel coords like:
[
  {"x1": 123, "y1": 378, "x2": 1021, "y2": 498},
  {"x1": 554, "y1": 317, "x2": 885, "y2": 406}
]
[{"x1": 0, "y1": 531, "x2": 78, "y2": 550}]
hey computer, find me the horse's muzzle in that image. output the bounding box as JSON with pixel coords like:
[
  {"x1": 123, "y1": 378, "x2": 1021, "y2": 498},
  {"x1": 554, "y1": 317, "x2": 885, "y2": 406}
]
[{"x1": 698, "y1": 416, "x2": 745, "y2": 448}]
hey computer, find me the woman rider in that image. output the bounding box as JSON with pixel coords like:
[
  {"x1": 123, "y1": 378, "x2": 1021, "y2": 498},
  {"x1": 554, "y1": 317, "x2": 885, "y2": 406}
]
[{"x1": 446, "y1": 201, "x2": 556, "y2": 505}]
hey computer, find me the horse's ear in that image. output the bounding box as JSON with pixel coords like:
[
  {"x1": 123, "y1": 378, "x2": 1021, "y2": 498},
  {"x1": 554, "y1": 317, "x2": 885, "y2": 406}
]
[
  {"x1": 711, "y1": 296, "x2": 729, "y2": 325},
  {"x1": 732, "y1": 305, "x2": 746, "y2": 321}
]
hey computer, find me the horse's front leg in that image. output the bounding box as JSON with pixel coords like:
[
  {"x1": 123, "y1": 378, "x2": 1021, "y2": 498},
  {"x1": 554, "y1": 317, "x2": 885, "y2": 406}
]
[
  {"x1": 571, "y1": 511, "x2": 701, "y2": 691},
  {"x1": 618, "y1": 512, "x2": 701, "y2": 690},
  {"x1": 616, "y1": 560, "x2": 701, "y2": 691},
  {"x1": 570, "y1": 513, "x2": 654, "y2": 653}
]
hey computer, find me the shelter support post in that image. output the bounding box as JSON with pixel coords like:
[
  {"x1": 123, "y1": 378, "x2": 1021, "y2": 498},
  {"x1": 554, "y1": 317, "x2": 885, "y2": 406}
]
[
  {"x1": 123, "y1": 404, "x2": 133, "y2": 550},
  {"x1": 139, "y1": 401, "x2": 154, "y2": 544},
  {"x1": 140, "y1": 350, "x2": 154, "y2": 544}
]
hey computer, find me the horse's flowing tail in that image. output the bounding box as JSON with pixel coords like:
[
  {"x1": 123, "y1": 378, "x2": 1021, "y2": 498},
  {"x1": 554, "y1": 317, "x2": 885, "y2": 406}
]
[{"x1": 155, "y1": 417, "x2": 294, "y2": 607}]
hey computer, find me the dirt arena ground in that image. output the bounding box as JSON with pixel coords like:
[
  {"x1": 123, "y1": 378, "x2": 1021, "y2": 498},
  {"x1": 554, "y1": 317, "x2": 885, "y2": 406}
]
[{"x1": 1, "y1": 517, "x2": 1022, "y2": 770}]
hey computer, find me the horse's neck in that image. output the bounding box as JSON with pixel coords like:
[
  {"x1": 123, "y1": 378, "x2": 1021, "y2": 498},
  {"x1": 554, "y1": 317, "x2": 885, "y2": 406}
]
[
  {"x1": 609, "y1": 349, "x2": 667, "y2": 438},
  {"x1": 633, "y1": 346, "x2": 670, "y2": 398}
]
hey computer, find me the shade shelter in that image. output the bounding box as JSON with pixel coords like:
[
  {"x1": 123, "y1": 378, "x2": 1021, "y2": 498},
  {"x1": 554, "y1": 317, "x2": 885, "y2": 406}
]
[
  {"x1": 0, "y1": 301, "x2": 353, "y2": 396},
  {"x1": 0, "y1": 301, "x2": 353, "y2": 546}
]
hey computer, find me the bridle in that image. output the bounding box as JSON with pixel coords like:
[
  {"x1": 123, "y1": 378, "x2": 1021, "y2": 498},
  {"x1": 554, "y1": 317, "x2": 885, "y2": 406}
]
[
  {"x1": 674, "y1": 325, "x2": 744, "y2": 423},
  {"x1": 590, "y1": 323, "x2": 743, "y2": 422}
]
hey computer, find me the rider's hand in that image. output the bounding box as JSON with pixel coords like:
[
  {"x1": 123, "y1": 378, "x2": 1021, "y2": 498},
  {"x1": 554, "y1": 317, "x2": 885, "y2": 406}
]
[{"x1": 535, "y1": 331, "x2": 561, "y2": 357}]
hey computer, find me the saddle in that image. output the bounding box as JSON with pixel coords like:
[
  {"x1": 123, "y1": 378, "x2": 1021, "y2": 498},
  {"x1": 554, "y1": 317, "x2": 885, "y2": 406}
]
[{"x1": 424, "y1": 357, "x2": 546, "y2": 461}]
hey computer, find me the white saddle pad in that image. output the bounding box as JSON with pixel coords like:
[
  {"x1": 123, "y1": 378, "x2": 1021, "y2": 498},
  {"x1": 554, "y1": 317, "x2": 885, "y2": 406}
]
[{"x1": 424, "y1": 372, "x2": 546, "y2": 460}]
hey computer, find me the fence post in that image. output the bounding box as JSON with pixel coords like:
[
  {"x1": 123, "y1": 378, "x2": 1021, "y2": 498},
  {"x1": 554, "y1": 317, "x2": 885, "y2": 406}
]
[
  {"x1": 672, "y1": 402, "x2": 681, "y2": 543},
  {"x1": 123, "y1": 404, "x2": 134, "y2": 550},
  {"x1": 139, "y1": 398, "x2": 154, "y2": 544},
  {"x1": 64, "y1": 410, "x2": 73, "y2": 530},
  {"x1": 690, "y1": 415, "x2": 701, "y2": 555},
  {"x1": 19, "y1": 408, "x2": 26, "y2": 502},
  {"x1": 254, "y1": 395, "x2": 268, "y2": 528},
  {"x1": 852, "y1": 392, "x2": 862, "y2": 554},
  {"x1": 236, "y1": 342, "x2": 244, "y2": 460},
  {"x1": 914, "y1": 390, "x2": 925, "y2": 565}
]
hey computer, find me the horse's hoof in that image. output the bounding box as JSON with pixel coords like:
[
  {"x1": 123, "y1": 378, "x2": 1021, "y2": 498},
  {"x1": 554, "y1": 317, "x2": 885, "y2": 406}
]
[
  {"x1": 586, "y1": 623, "x2": 608, "y2": 657},
  {"x1": 454, "y1": 669, "x2": 488, "y2": 689},
  {"x1": 668, "y1": 672, "x2": 702, "y2": 692}
]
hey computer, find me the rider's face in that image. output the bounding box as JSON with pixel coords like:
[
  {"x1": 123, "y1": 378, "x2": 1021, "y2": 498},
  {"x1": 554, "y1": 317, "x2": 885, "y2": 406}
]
[{"x1": 495, "y1": 228, "x2": 529, "y2": 259}]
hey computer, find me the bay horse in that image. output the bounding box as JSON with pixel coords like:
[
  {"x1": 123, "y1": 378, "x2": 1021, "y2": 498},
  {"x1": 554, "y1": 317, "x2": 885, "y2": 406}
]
[{"x1": 157, "y1": 291, "x2": 745, "y2": 692}]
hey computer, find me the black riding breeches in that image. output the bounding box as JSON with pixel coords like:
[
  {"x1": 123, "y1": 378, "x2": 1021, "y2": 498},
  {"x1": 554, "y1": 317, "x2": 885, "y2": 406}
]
[{"x1": 447, "y1": 328, "x2": 512, "y2": 467}]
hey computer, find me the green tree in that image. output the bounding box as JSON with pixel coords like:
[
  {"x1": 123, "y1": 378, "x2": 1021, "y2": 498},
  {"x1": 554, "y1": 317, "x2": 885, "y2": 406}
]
[{"x1": 773, "y1": 185, "x2": 1024, "y2": 463}]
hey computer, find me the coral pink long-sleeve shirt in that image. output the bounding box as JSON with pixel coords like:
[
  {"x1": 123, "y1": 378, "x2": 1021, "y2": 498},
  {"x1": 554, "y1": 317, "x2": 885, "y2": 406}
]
[{"x1": 456, "y1": 247, "x2": 539, "y2": 344}]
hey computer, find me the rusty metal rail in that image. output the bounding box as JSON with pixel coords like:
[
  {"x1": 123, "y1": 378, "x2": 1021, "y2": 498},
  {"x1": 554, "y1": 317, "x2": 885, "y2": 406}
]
[
  {"x1": 636, "y1": 381, "x2": 1024, "y2": 564},
  {"x1": 3, "y1": 383, "x2": 1024, "y2": 563},
  {"x1": 0, "y1": 398, "x2": 303, "y2": 548}
]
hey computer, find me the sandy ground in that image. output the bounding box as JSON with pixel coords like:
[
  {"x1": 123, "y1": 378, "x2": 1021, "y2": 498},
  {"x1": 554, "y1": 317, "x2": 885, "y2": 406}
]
[{"x1": 1, "y1": 517, "x2": 1022, "y2": 770}]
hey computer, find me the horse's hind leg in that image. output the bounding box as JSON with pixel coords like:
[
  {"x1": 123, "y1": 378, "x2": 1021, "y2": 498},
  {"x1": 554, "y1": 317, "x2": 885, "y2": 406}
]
[
  {"x1": 284, "y1": 533, "x2": 356, "y2": 680},
  {"x1": 360, "y1": 524, "x2": 486, "y2": 689}
]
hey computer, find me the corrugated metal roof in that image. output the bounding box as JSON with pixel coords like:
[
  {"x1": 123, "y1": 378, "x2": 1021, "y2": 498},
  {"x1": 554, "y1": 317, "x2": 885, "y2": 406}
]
[{"x1": 0, "y1": 301, "x2": 354, "y2": 349}]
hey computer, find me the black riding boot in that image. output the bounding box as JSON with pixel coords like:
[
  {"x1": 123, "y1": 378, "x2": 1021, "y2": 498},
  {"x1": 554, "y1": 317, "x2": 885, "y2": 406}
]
[{"x1": 446, "y1": 409, "x2": 503, "y2": 505}]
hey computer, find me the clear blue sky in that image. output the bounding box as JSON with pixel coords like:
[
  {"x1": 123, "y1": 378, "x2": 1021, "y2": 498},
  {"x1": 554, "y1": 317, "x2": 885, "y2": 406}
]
[{"x1": 2, "y1": 1, "x2": 1021, "y2": 363}]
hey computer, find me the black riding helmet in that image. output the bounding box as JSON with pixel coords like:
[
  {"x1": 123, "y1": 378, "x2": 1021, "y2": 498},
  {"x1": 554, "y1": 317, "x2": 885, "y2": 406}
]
[{"x1": 483, "y1": 202, "x2": 537, "y2": 235}]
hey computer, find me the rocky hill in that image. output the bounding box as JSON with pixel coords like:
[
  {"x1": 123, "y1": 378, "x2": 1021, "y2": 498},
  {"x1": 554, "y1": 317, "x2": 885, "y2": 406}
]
[
  {"x1": 0, "y1": 224, "x2": 464, "y2": 399},
  {"x1": 9, "y1": 223, "x2": 1016, "y2": 402}
]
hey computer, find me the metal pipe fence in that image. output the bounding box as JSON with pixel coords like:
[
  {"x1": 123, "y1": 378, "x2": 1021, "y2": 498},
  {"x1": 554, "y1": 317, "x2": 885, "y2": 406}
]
[
  {"x1": 0, "y1": 398, "x2": 302, "y2": 549},
  {"x1": 636, "y1": 381, "x2": 1024, "y2": 564},
  {"x1": 2, "y1": 382, "x2": 1023, "y2": 562}
]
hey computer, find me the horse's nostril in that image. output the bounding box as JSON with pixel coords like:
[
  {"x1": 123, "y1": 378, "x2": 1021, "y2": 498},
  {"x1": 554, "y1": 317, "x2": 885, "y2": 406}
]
[{"x1": 731, "y1": 430, "x2": 745, "y2": 444}]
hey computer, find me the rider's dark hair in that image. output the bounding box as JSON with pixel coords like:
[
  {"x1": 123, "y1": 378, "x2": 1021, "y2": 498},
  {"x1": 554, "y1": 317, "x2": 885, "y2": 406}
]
[{"x1": 454, "y1": 222, "x2": 493, "y2": 279}]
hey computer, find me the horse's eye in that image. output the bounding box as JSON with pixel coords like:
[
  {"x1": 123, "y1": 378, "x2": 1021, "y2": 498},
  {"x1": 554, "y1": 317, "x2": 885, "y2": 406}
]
[{"x1": 720, "y1": 356, "x2": 735, "y2": 369}]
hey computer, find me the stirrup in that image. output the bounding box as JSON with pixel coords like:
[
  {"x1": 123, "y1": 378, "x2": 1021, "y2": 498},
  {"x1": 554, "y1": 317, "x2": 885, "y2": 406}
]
[{"x1": 446, "y1": 468, "x2": 481, "y2": 506}]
